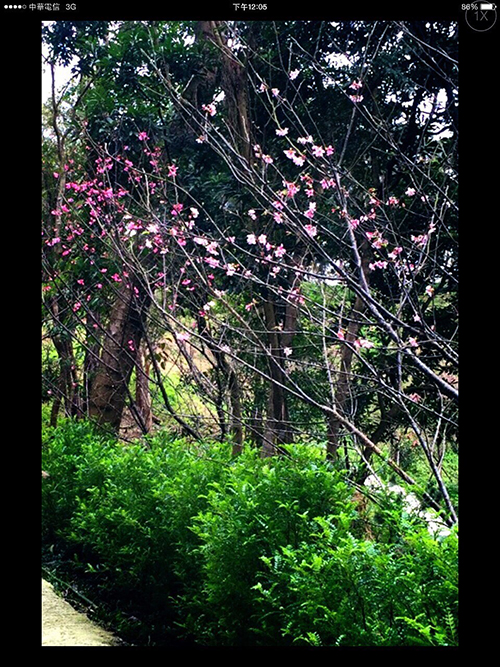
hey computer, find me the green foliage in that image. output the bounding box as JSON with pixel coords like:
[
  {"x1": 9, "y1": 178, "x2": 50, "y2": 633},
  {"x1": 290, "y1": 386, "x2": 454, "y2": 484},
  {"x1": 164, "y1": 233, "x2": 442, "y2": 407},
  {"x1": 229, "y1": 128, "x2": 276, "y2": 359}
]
[
  {"x1": 183, "y1": 446, "x2": 353, "y2": 644},
  {"x1": 253, "y1": 517, "x2": 458, "y2": 646},
  {"x1": 42, "y1": 420, "x2": 458, "y2": 646}
]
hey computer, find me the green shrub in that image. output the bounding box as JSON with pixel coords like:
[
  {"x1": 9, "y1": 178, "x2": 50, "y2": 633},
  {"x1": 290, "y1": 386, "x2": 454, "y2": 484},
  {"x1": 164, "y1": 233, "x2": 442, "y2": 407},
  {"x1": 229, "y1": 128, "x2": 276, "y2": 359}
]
[
  {"x1": 41, "y1": 420, "x2": 458, "y2": 647},
  {"x1": 184, "y1": 447, "x2": 355, "y2": 645},
  {"x1": 41, "y1": 418, "x2": 116, "y2": 542},
  {"x1": 253, "y1": 516, "x2": 458, "y2": 646}
]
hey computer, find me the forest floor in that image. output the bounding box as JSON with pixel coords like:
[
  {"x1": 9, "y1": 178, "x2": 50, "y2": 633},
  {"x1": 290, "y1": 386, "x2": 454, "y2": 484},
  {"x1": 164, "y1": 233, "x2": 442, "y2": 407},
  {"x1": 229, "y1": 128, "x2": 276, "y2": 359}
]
[{"x1": 42, "y1": 578, "x2": 120, "y2": 646}]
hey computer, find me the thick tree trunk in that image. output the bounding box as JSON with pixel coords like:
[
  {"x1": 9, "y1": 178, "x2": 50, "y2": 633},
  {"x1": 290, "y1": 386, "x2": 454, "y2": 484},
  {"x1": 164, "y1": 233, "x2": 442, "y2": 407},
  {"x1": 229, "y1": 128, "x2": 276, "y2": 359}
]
[
  {"x1": 89, "y1": 281, "x2": 151, "y2": 432},
  {"x1": 47, "y1": 297, "x2": 81, "y2": 426},
  {"x1": 197, "y1": 20, "x2": 253, "y2": 164},
  {"x1": 135, "y1": 341, "x2": 153, "y2": 433}
]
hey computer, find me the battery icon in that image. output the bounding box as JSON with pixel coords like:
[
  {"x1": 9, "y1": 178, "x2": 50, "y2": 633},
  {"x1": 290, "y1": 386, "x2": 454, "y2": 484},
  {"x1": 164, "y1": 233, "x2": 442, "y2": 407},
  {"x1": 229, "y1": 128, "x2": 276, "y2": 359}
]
[{"x1": 480, "y1": 3, "x2": 496, "y2": 9}]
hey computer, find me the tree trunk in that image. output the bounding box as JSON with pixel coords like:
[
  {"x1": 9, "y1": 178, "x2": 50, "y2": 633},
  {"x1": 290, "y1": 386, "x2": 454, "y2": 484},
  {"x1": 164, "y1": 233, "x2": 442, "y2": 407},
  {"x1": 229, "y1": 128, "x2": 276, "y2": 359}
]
[
  {"x1": 197, "y1": 314, "x2": 244, "y2": 454},
  {"x1": 135, "y1": 341, "x2": 153, "y2": 433},
  {"x1": 47, "y1": 297, "x2": 81, "y2": 426},
  {"x1": 261, "y1": 298, "x2": 293, "y2": 457},
  {"x1": 89, "y1": 281, "x2": 151, "y2": 432},
  {"x1": 197, "y1": 20, "x2": 253, "y2": 164},
  {"x1": 327, "y1": 245, "x2": 371, "y2": 461}
]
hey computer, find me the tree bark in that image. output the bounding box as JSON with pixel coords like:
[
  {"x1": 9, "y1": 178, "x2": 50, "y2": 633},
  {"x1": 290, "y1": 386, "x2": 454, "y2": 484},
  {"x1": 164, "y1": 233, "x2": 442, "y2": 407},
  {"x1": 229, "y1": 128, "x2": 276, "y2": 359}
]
[
  {"x1": 135, "y1": 341, "x2": 153, "y2": 433},
  {"x1": 327, "y1": 244, "x2": 371, "y2": 461},
  {"x1": 89, "y1": 281, "x2": 151, "y2": 432},
  {"x1": 261, "y1": 298, "x2": 293, "y2": 457},
  {"x1": 47, "y1": 296, "x2": 81, "y2": 426},
  {"x1": 197, "y1": 20, "x2": 253, "y2": 164}
]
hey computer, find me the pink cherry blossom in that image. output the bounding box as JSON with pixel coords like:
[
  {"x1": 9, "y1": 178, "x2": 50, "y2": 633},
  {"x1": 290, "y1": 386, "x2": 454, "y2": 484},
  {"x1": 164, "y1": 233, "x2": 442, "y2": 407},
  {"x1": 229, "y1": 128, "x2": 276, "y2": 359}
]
[
  {"x1": 247, "y1": 233, "x2": 257, "y2": 245},
  {"x1": 312, "y1": 145, "x2": 325, "y2": 158},
  {"x1": 283, "y1": 347, "x2": 293, "y2": 357},
  {"x1": 406, "y1": 187, "x2": 416, "y2": 196},
  {"x1": 369, "y1": 261, "x2": 388, "y2": 271},
  {"x1": 168, "y1": 164, "x2": 178, "y2": 178},
  {"x1": 304, "y1": 202, "x2": 316, "y2": 219},
  {"x1": 274, "y1": 244, "x2": 286, "y2": 258},
  {"x1": 304, "y1": 224, "x2": 317, "y2": 237},
  {"x1": 389, "y1": 246, "x2": 403, "y2": 259},
  {"x1": 206, "y1": 241, "x2": 219, "y2": 255},
  {"x1": 205, "y1": 256, "x2": 219, "y2": 268},
  {"x1": 411, "y1": 234, "x2": 428, "y2": 246},
  {"x1": 350, "y1": 80, "x2": 363, "y2": 90},
  {"x1": 284, "y1": 181, "x2": 300, "y2": 197},
  {"x1": 425, "y1": 285, "x2": 435, "y2": 297},
  {"x1": 292, "y1": 153, "x2": 306, "y2": 166},
  {"x1": 248, "y1": 209, "x2": 257, "y2": 220},
  {"x1": 289, "y1": 69, "x2": 300, "y2": 80},
  {"x1": 138, "y1": 131, "x2": 149, "y2": 141},
  {"x1": 202, "y1": 103, "x2": 216, "y2": 116},
  {"x1": 354, "y1": 338, "x2": 374, "y2": 350},
  {"x1": 258, "y1": 233, "x2": 267, "y2": 245},
  {"x1": 276, "y1": 127, "x2": 289, "y2": 136}
]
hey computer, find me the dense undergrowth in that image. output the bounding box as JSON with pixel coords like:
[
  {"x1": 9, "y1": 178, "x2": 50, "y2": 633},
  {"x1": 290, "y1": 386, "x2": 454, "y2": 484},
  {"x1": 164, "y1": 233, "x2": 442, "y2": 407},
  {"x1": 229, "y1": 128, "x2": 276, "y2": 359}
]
[{"x1": 41, "y1": 418, "x2": 458, "y2": 647}]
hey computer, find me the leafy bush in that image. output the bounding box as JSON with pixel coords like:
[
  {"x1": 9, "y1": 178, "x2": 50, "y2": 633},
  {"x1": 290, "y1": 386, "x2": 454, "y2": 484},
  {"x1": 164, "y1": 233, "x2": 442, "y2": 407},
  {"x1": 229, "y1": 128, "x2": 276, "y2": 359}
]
[
  {"x1": 42, "y1": 418, "x2": 116, "y2": 542},
  {"x1": 253, "y1": 517, "x2": 458, "y2": 646},
  {"x1": 184, "y1": 446, "x2": 353, "y2": 644},
  {"x1": 42, "y1": 420, "x2": 458, "y2": 646}
]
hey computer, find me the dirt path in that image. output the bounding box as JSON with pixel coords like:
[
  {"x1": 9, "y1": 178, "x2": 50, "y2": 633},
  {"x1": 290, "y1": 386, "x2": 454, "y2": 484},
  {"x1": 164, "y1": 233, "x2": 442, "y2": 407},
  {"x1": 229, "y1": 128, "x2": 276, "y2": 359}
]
[{"x1": 42, "y1": 578, "x2": 119, "y2": 646}]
